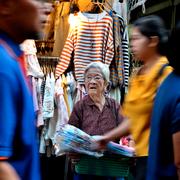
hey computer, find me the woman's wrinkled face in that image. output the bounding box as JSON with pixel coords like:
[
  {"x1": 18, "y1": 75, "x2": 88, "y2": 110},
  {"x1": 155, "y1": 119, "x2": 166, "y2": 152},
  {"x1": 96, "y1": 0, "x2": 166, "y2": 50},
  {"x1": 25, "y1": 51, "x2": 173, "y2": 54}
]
[
  {"x1": 130, "y1": 27, "x2": 150, "y2": 61},
  {"x1": 85, "y1": 68, "x2": 106, "y2": 96}
]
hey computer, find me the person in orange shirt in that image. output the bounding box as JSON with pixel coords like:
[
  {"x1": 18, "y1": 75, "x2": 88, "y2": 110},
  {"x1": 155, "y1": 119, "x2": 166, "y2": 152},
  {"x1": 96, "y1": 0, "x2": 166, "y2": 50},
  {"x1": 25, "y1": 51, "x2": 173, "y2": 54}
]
[{"x1": 96, "y1": 15, "x2": 172, "y2": 180}]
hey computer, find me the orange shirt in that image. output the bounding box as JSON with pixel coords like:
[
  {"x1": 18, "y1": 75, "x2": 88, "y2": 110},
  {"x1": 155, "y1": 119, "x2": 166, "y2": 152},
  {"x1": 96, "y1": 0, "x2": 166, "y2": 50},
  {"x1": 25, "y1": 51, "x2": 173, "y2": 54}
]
[{"x1": 123, "y1": 56, "x2": 172, "y2": 156}]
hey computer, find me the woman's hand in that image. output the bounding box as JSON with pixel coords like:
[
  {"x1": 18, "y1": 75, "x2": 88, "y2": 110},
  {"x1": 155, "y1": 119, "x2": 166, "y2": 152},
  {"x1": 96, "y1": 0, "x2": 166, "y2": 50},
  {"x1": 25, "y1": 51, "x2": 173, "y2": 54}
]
[
  {"x1": 129, "y1": 139, "x2": 135, "y2": 148},
  {"x1": 92, "y1": 135, "x2": 110, "y2": 151}
]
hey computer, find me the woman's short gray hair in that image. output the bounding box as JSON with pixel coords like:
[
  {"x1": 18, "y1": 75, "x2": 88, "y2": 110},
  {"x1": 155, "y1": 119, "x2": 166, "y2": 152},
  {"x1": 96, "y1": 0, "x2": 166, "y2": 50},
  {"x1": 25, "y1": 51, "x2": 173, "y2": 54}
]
[{"x1": 84, "y1": 62, "x2": 110, "y2": 82}]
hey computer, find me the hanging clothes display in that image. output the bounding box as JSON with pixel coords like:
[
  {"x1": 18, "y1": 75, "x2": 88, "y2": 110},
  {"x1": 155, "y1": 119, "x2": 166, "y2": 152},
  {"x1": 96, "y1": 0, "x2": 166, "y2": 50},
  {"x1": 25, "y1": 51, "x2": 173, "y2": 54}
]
[
  {"x1": 54, "y1": 1, "x2": 130, "y2": 105},
  {"x1": 117, "y1": 14, "x2": 129, "y2": 90},
  {"x1": 21, "y1": 40, "x2": 44, "y2": 78},
  {"x1": 36, "y1": 1, "x2": 130, "y2": 109},
  {"x1": 21, "y1": 40, "x2": 45, "y2": 127},
  {"x1": 55, "y1": 10, "x2": 114, "y2": 84},
  {"x1": 104, "y1": 0, "x2": 129, "y2": 89},
  {"x1": 109, "y1": 12, "x2": 124, "y2": 88},
  {"x1": 37, "y1": 57, "x2": 76, "y2": 156},
  {"x1": 38, "y1": 57, "x2": 57, "y2": 155}
]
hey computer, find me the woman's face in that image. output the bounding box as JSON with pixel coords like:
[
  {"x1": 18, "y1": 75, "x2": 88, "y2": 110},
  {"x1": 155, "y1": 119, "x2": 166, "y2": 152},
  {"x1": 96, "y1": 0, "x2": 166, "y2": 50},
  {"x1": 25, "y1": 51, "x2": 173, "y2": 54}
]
[
  {"x1": 130, "y1": 27, "x2": 150, "y2": 61},
  {"x1": 85, "y1": 68, "x2": 106, "y2": 96}
]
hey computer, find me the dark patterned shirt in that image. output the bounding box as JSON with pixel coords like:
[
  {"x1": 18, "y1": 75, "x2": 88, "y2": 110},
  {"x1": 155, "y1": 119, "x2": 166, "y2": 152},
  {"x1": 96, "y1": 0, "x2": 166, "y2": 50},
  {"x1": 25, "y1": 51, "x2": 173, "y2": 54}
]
[{"x1": 68, "y1": 95, "x2": 124, "y2": 136}]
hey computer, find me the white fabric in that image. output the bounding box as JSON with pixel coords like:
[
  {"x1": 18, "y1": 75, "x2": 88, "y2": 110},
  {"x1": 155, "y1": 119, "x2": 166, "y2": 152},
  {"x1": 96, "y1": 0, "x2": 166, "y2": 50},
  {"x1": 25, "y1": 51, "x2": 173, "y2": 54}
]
[
  {"x1": 21, "y1": 39, "x2": 44, "y2": 78},
  {"x1": 127, "y1": 0, "x2": 147, "y2": 12},
  {"x1": 105, "y1": 0, "x2": 128, "y2": 23},
  {"x1": 66, "y1": 72, "x2": 75, "y2": 113},
  {"x1": 37, "y1": 78, "x2": 44, "y2": 127},
  {"x1": 25, "y1": 54, "x2": 44, "y2": 78},
  {"x1": 32, "y1": 77, "x2": 39, "y2": 112},
  {"x1": 55, "y1": 77, "x2": 69, "y2": 131},
  {"x1": 43, "y1": 73, "x2": 55, "y2": 119}
]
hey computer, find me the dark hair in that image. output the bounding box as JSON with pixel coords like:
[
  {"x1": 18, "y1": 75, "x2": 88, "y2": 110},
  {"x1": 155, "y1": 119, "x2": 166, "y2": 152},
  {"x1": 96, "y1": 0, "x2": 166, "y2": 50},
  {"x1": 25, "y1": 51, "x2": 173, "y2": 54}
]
[
  {"x1": 167, "y1": 21, "x2": 180, "y2": 74},
  {"x1": 133, "y1": 15, "x2": 169, "y2": 55}
]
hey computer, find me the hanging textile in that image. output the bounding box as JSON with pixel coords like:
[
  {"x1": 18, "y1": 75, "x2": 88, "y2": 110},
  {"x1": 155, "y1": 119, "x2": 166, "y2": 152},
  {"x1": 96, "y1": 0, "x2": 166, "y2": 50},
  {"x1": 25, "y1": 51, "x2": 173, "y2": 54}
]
[
  {"x1": 21, "y1": 40, "x2": 44, "y2": 78},
  {"x1": 103, "y1": 1, "x2": 130, "y2": 89},
  {"x1": 53, "y1": 2, "x2": 70, "y2": 56},
  {"x1": 43, "y1": 2, "x2": 70, "y2": 57},
  {"x1": 37, "y1": 56, "x2": 73, "y2": 156},
  {"x1": 55, "y1": 10, "x2": 114, "y2": 84},
  {"x1": 66, "y1": 72, "x2": 75, "y2": 113},
  {"x1": 37, "y1": 78, "x2": 44, "y2": 127},
  {"x1": 55, "y1": 77, "x2": 69, "y2": 130},
  {"x1": 107, "y1": 11, "x2": 129, "y2": 89},
  {"x1": 109, "y1": 12, "x2": 124, "y2": 87},
  {"x1": 113, "y1": 0, "x2": 128, "y2": 24},
  {"x1": 42, "y1": 73, "x2": 55, "y2": 119},
  {"x1": 127, "y1": 0, "x2": 147, "y2": 14}
]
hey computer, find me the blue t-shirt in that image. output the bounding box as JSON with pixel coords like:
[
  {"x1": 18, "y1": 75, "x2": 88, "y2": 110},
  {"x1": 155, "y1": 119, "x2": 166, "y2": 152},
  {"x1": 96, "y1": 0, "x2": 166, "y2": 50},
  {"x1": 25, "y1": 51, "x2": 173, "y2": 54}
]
[
  {"x1": 147, "y1": 72, "x2": 180, "y2": 180},
  {"x1": 0, "y1": 33, "x2": 40, "y2": 180}
]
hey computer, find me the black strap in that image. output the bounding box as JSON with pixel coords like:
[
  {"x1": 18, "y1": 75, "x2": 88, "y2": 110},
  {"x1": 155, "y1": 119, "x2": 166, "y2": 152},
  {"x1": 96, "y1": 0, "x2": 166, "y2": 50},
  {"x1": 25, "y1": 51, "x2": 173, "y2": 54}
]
[{"x1": 156, "y1": 63, "x2": 169, "y2": 79}]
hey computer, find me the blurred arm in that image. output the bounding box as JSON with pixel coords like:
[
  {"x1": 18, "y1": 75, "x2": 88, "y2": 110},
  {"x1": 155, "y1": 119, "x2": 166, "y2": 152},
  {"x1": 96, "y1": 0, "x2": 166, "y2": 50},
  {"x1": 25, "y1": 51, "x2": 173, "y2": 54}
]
[
  {"x1": 96, "y1": 118, "x2": 130, "y2": 150},
  {"x1": 0, "y1": 161, "x2": 20, "y2": 180},
  {"x1": 103, "y1": 117, "x2": 130, "y2": 142}
]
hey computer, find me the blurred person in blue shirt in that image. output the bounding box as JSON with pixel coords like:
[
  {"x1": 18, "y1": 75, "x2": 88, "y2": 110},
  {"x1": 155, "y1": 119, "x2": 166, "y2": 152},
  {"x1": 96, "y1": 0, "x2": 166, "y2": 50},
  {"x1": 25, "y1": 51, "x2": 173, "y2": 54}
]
[
  {"x1": 147, "y1": 22, "x2": 180, "y2": 180},
  {"x1": 0, "y1": 0, "x2": 51, "y2": 180}
]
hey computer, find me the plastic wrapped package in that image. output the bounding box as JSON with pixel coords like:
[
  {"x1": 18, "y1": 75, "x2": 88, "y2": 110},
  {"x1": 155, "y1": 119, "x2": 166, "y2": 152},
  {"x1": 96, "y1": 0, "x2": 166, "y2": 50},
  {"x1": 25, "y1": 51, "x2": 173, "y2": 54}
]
[{"x1": 53, "y1": 124, "x2": 103, "y2": 157}]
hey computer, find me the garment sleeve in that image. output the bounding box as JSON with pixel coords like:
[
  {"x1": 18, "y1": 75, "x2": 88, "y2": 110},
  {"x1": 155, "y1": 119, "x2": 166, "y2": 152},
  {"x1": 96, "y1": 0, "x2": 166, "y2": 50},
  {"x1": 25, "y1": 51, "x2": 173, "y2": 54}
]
[
  {"x1": 55, "y1": 28, "x2": 74, "y2": 79},
  {"x1": 171, "y1": 101, "x2": 180, "y2": 134},
  {"x1": 0, "y1": 75, "x2": 17, "y2": 157},
  {"x1": 68, "y1": 101, "x2": 82, "y2": 129},
  {"x1": 122, "y1": 33, "x2": 129, "y2": 88},
  {"x1": 104, "y1": 18, "x2": 114, "y2": 66},
  {"x1": 119, "y1": 17, "x2": 129, "y2": 88}
]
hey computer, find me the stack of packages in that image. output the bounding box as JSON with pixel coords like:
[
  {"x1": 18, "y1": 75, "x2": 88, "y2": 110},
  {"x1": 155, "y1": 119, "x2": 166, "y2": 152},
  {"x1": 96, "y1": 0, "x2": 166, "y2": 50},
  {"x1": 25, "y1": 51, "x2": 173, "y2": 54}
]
[
  {"x1": 107, "y1": 141, "x2": 135, "y2": 157},
  {"x1": 54, "y1": 124, "x2": 103, "y2": 157},
  {"x1": 54, "y1": 124, "x2": 135, "y2": 157}
]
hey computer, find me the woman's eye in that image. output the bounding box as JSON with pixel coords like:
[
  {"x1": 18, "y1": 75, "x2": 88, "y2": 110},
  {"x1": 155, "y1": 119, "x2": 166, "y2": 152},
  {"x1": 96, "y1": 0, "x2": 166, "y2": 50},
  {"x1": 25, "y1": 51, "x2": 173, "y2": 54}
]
[{"x1": 94, "y1": 77, "x2": 101, "y2": 80}]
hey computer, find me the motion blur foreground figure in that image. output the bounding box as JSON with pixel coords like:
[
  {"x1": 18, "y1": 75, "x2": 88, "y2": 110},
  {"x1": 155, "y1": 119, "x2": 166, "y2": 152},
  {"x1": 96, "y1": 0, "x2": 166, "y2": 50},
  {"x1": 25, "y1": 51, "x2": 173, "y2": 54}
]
[
  {"x1": 0, "y1": 0, "x2": 51, "y2": 180},
  {"x1": 95, "y1": 15, "x2": 172, "y2": 180},
  {"x1": 147, "y1": 21, "x2": 180, "y2": 180}
]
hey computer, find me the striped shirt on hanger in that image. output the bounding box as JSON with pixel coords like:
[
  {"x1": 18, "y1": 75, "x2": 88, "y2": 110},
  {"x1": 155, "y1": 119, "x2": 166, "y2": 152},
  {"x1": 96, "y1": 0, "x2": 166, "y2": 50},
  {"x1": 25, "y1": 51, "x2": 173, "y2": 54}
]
[{"x1": 55, "y1": 11, "x2": 114, "y2": 84}]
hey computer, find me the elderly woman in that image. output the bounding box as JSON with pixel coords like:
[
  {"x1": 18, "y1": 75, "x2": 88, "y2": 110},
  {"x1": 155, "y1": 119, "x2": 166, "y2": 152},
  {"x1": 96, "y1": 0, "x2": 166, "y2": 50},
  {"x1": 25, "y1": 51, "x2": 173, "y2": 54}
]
[
  {"x1": 68, "y1": 62, "x2": 125, "y2": 180},
  {"x1": 69, "y1": 61, "x2": 124, "y2": 136}
]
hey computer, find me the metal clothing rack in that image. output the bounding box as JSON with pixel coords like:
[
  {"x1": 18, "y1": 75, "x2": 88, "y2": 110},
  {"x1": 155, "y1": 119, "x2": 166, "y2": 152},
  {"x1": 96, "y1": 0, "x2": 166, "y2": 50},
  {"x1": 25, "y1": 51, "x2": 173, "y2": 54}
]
[
  {"x1": 37, "y1": 56, "x2": 59, "y2": 63},
  {"x1": 37, "y1": 56, "x2": 59, "y2": 68},
  {"x1": 37, "y1": 56, "x2": 59, "y2": 75}
]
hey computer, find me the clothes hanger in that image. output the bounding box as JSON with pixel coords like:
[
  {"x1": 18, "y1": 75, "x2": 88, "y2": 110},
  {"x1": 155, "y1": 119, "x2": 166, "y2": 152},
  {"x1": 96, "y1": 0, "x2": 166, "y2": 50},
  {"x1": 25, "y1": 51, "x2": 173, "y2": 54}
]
[{"x1": 91, "y1": 0, "x2": 105, "y2": 13}]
